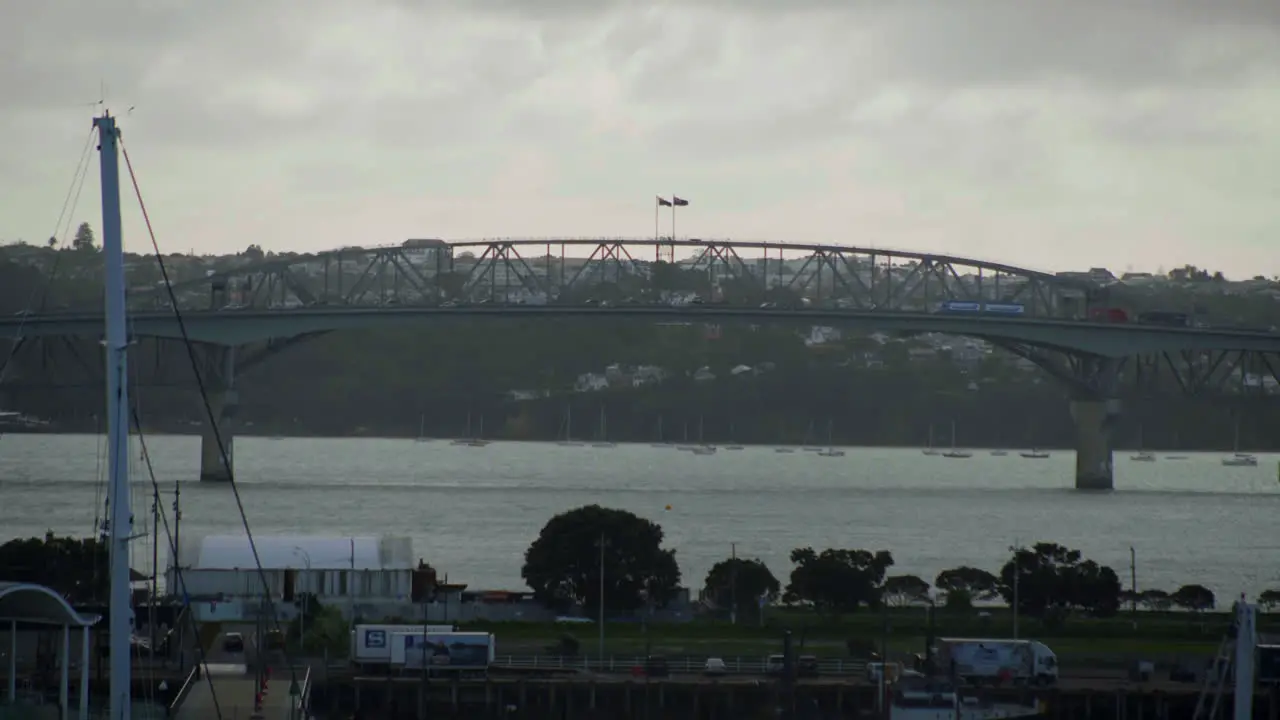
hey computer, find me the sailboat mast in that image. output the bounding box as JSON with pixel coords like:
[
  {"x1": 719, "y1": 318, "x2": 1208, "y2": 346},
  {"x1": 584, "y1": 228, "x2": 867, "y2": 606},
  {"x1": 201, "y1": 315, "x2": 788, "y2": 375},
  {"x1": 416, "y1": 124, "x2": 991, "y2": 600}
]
[{"x1": 97, "y1": 112, "x2": 134, "y2": 720}]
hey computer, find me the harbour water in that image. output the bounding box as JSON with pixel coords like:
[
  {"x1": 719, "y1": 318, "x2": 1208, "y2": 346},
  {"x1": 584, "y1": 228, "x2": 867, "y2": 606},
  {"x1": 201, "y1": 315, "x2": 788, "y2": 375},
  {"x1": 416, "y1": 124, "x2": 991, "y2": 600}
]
[{"x1": 1, "y1": 433, "x2": 1277, "y2": 599}]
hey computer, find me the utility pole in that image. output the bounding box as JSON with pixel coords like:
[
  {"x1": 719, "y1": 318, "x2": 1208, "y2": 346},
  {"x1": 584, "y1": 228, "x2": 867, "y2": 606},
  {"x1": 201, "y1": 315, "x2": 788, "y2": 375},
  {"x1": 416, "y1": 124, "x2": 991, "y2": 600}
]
[
  {"x1": 781, "y1": 630, "x2": 795, "y2": 720},
  {"x1": 1130, "y1": 546, "x2": 1138, "y2": 616},
  {"x1": 173, "y1": 481, "x2": 183, "y2": 671},
  {"x1": 597, "y1": 533, "x2": 606, "y2": 662},
  {"x1": 150, "y1": 485, "x2": 159, "y2": 664},
  {"x1": 730, "y1": 542, "x2": 737, "y2": 626},
  {"x1": 1009, "y1": 542, "x2": 1021, "y2": 640},
  {"x1": 420, "y1": 598, "x2": 429, "y2": 720},
  {"x1": 879, "y1": 602, "x2": 889, "y2": 720}
]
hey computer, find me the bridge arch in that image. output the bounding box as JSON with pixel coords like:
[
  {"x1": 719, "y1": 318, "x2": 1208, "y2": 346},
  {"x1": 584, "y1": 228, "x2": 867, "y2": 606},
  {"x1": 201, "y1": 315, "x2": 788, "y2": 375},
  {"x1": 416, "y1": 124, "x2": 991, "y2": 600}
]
[{"x1": 126, "y1": 238, "x2": 1098, "y2": 319}]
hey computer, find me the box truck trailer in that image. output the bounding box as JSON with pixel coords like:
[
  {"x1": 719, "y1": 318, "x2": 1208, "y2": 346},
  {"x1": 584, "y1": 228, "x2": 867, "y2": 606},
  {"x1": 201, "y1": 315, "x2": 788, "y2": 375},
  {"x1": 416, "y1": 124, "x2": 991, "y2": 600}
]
[
  {"x1": 390, "y1": 631, "x2": 496, "y2": 672},
  {"x1": 935, "y1": 638, "x2": 1058, "y2": 686},
  {"x1": 351, "y1": 624, "x2": 455, "y2": 665}
]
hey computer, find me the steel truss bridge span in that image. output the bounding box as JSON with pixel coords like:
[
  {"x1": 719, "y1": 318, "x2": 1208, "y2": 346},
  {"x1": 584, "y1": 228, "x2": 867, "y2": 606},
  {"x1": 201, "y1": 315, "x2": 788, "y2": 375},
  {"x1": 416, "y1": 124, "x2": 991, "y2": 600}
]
[
  {"x1": 8, "y1": 304, "x2": 1280, "y2": 492},
  {"x1": 124, "y1": 238, "x2": 1097, "y2": 320},
  {"x1": 5, "y1": 306, "x2": 1279, "y2": 357}
]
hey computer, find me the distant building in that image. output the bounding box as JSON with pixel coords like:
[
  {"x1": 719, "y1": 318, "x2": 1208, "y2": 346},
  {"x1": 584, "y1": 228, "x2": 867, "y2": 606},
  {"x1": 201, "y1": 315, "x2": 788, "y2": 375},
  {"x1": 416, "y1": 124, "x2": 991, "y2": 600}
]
[{"x1": 169, "y1": 534, "x2": 415, "y2": 621}]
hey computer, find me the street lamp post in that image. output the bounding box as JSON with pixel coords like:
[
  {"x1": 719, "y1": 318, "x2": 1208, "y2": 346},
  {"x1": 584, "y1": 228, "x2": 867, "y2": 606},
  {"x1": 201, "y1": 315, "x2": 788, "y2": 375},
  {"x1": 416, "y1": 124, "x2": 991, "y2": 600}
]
[
  {"x1": 1130, "y1": 546, "x2": 1138, "y2": 616},
  {"x1": 597, "y1": 533, "x2": 607, "y2": 662},
  {"x1": 292, "y1": 547, "x2": 312, "y2": 651},
  {"x1": 1008, "y1": 542, "x2": 1021, "y2": 640}
]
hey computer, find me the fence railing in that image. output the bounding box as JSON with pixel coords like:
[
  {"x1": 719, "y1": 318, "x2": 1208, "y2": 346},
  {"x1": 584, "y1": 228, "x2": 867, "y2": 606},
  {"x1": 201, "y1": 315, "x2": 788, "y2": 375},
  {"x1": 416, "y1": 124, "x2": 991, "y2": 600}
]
[
  {"x1": 292, "y1": 664, "x2": 312, "y2": 719},
  {"x1": 168, "y1": 663, "x2": 200, "y2": 715},
  {"x1": 488, "y1": 655, "x2": 868, "y2": 676}
]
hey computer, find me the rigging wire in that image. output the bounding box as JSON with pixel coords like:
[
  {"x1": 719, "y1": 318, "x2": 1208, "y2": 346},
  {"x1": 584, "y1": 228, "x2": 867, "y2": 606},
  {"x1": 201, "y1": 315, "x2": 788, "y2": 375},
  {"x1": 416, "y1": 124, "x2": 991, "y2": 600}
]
[
  {"x1": 119, "y1": 138, "x2": 302, "y2": 697},
  {"x1": 0, "y1": 126, "x2": 94, "y2": 385},
  {"x1": 130, "y1": 406, "x2": 224, "y2": 720}
]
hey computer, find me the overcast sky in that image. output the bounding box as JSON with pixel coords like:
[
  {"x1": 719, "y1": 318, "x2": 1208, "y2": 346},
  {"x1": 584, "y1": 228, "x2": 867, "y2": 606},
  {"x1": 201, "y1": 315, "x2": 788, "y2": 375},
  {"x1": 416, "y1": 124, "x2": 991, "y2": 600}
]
[{"x1": 3, "y1": 1, "x2": 1278, "y2": 277}]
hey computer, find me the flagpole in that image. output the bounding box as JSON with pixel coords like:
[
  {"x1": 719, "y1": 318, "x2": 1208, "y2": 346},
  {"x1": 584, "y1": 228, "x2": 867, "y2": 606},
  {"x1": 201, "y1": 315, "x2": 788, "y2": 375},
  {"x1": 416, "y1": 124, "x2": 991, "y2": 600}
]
[
  {"x1": 655, "y1": 200, "x2": 659, "y2": 243},
  {"x1": 671, "y1": 192, "x2": 676, "y2": 242}
]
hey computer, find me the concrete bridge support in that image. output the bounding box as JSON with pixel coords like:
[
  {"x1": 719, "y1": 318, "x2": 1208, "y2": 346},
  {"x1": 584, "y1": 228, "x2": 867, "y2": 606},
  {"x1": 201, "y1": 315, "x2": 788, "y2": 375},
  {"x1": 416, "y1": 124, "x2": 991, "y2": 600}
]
[
  {"x1": 1069, "y1": 356, "x2": 1122, "y2": 491},
  {"x1": 1070, "y1": 397, "x2": 1122, "y2": 490},
  {"x1": 199, "y1": 346, "x2": 237, "y2": 483}
]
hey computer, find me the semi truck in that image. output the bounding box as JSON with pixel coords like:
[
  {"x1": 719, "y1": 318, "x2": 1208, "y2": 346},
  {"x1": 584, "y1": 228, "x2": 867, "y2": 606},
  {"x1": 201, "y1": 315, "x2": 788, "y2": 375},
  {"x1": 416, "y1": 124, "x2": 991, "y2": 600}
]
[
  {"x1": 1088, "y1": 307, "x2": 1129, "y2": 323},
  {"x1": 934, "y1": 638, "x2": 1058, "y2": 686}
]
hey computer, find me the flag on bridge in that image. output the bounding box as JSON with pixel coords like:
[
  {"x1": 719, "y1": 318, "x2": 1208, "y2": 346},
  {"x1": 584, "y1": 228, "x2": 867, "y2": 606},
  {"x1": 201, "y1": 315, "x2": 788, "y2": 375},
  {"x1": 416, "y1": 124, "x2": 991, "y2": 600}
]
[
  {"x1": 656, "y1": 197, "x2": 673, "y2": 207},
  {"x1": 672, "y1": 196, "x2": 689, "y2": 206}
]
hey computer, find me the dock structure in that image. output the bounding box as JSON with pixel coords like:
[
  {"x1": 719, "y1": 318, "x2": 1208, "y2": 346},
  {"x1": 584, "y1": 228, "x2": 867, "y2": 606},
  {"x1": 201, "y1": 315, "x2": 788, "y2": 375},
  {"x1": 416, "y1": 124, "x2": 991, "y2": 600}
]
[{"x1": 295, "y1": 674, "x2": 1280, "y2": 719}]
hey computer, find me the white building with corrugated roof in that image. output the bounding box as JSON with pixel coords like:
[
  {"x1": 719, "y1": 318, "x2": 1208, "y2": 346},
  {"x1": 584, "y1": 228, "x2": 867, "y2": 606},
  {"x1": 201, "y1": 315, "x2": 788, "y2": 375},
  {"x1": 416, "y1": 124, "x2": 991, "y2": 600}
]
[{"x1": 168, "y1": 534, "x2": 416, "y2": 621}]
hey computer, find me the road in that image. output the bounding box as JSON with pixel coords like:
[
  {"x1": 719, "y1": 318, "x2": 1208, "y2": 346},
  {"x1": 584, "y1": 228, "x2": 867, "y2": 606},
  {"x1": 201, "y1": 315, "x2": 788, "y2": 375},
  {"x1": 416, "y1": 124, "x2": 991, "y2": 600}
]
[{"x1": 175, "y1": 663, "x2": 295, "y2": 720}]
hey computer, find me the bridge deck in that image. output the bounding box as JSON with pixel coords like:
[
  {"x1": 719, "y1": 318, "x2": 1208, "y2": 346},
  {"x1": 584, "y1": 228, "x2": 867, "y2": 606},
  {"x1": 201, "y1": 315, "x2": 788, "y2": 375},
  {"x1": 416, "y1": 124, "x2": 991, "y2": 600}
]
[{"x1": 175, "y1": 664, "x2": 294, "y2": 720}]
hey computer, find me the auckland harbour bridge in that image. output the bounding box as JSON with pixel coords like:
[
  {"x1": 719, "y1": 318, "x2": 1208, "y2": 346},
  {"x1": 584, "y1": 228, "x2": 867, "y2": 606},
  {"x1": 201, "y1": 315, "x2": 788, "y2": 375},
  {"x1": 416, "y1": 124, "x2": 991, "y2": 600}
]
[{"x1": 3, "y1": 237, "x2": 1279, "y2": 490}]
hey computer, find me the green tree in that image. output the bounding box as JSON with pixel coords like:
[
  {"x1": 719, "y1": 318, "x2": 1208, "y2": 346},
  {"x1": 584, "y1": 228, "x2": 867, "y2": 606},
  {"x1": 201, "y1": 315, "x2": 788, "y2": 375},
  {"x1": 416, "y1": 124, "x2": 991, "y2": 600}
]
[
  {"x1": 934, "y1": 566, "x2": 1000, "y2": 607},
  {"x1": 521, "y1": 505, "x2": 681, "y2": 616},
  {"x1": 999, "y1": 542, "x2": 1121, "y2": 620},
  {"x1": 1139, "y1": 589, "x2": 1172, "y2": 611},
  {"x1": 1170, "y1": 584, "x2": 1215, "y2": 612},
  {"x1": 72, "y1": 222, "x2": 96, "y2": 252},
  {"x1": 785, "y1": 547, "x2": 894, "y2": 614},
  {"x1": 702, "y1": 557, "x2": 780, "y2": 621},
  {"x1": 288, "y1": 594, "x2": 349, "y2": 655},
  {"x1": 882, "y1": 574, "x2": 931, "y2": 607},
  {"x1": 1259, "y1": 589, "x2": 1280, "y2": 611},
  {"x1": 0, "y1": 533, "x2": 107, "y2": 603}
]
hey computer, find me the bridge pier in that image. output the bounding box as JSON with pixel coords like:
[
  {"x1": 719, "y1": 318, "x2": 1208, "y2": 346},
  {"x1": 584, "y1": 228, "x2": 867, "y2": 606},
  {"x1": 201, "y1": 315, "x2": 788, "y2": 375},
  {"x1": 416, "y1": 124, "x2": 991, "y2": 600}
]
[
  {"x1": 198, "y1": 346, "x2": 237, "y2": 483},
  {"x1": 1067, "y1": 355, "x2": 1123, "y2": 492},
  {"x1": 1070, "y1": 398, "x2": 1121, "y2": 490}
]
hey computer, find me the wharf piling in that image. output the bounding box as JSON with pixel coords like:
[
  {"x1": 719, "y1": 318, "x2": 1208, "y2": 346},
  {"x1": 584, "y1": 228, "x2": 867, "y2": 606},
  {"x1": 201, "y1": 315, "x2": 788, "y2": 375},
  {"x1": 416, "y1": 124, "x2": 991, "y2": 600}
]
[{"x1": 299, "y1": 675, "x2": 1280, "y2": 720}]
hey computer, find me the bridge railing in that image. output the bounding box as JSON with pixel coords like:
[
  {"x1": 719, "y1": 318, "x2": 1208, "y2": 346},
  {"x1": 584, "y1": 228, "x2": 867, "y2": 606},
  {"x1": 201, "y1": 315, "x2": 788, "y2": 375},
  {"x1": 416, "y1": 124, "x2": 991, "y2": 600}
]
[
  {"x1": 290, "y1": 664, "x2": 312, "y2": 720},
  {"x1": 167, "y1": 663, "x2": 200, "y2": 715}
]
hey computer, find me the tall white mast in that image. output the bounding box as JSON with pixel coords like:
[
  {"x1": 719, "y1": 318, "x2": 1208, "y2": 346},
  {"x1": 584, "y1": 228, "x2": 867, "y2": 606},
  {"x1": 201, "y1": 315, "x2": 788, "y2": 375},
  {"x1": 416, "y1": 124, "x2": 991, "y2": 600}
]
[{"x1": 95, "y1": 111, "x2": 133, "y2": 720}]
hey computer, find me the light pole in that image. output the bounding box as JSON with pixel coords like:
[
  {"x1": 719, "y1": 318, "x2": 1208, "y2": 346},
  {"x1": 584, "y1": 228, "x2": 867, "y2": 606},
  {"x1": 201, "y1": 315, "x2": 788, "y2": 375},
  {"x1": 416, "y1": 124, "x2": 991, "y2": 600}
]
[
  {"x1": 597, "y1": 533, "x2": 607, "y2": 662},
  {"x1": 292, "y1": 547, "x2": 312, "y2": 651},
  {"x1": 1008, "y1": 542, "x2": 1021, "y2": 640},
  {"x1": 730, "y1": 542, "x2": 738, "y2": 626},
  {"x1": 1130, "y1": 546, "x2": 1138, "y2": 616}
]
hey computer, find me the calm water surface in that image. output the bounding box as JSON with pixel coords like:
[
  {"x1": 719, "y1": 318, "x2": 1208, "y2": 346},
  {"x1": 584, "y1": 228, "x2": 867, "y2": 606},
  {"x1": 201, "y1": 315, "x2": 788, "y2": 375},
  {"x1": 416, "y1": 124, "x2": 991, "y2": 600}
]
[{"x1": 1, "y1": 434, "x2": 1277, "y2": 598}]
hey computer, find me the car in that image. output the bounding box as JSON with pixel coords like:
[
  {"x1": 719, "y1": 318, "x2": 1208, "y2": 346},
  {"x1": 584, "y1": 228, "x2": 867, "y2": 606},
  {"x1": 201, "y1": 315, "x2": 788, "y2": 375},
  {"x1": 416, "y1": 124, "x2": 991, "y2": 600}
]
[
  {"x1": 222, "y1": 632, "x2": 244, "y2": 653},
  {"x1": 264, "y1": 629, "x2": 285, "y2": 651},
  {"x1": 765, "y1": 654, "x2": 785, "y2": 676},
  {"x1": 703, "y1": 657, "x2": 727, "y2": 676},
  {"x1": 797, "y1": 655, "x2": 820, "y2": 678},
  {"x1": 644, "y1": 655, "x2": 669, "y2": 678}
]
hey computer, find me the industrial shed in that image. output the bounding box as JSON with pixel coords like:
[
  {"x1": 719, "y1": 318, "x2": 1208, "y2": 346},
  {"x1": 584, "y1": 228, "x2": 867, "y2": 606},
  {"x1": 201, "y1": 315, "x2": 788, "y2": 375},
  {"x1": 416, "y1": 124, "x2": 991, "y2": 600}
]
[{"x1": 168, "y1": 535, "x2": 415, "y2": 620}]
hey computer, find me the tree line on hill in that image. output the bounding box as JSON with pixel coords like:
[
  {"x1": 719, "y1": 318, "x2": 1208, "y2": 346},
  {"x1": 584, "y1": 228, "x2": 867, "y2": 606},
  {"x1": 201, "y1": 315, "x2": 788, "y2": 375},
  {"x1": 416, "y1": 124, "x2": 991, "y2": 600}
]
[
  {"x1": 518, "y1": 506, "x2": 1280, "y2": 623},
  {"x1": 3, "y1": 242, "x2": 1280, "y2": 449},
  {"x1": 4, "y1": 523, "x2": 1280, "y2": 625}
]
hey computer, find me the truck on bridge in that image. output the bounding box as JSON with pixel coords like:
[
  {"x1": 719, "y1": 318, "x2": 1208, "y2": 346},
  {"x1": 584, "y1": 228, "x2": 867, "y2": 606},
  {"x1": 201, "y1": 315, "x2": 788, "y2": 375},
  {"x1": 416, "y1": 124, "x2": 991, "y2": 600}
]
[
  {"x1": 934, "y1": 301, "x2": 1026, "y2": 316},
  {"x1": 1088, "y1": 307, "x2": 1130, "y2": 323},
  {"x1": 1137, "y1": 310, "x2": 1192, "y2": 327}
]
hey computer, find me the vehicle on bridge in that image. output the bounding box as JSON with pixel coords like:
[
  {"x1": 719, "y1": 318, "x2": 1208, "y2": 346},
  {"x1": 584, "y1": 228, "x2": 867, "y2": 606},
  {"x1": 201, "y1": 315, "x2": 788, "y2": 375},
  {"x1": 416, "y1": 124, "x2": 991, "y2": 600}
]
[
  {"x1": 1137, "y1": 310, "x2": 1191, "y2": 327},
  {"x1": 1088, "y1": 307, "x2": 1130, "y2": 323},
  {"x1": 935, "y1": 301, "x2": 1026, "y2": 316}
]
